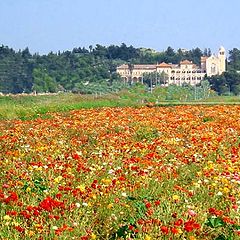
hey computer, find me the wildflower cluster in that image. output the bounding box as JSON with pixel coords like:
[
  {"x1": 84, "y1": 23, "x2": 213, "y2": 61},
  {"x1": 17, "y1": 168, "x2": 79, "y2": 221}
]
[{"x1": 0, "y1": 105, "x2": 240, "y2": 239}]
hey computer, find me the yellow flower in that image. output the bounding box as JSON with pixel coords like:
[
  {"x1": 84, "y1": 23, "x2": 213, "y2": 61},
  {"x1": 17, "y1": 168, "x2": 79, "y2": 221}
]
[
  {"x1": 223, "y1": 187, "x2": 230, "y2": 193},
  {"x1": 101, "y1": 178, "x2": 111, "y2": 185},
  {"x1": 12, "y1": 221, "x2": 19, "y2": 226},
  {"x1": 177, "y1": 228, "x2": 183, "y2": 234},
  {"x1": 173, "y1": 195, "x2": 180, "y2": 201},
  {"x1": 17, "y1": 181, "x2": 24, "y2": 186},
  {"x1": 36, "y1": 166, "x2": 42, "y2": 171},
  {"x1": 91, "y1": 233, "x2": 97, "y2": 239},
  {"x1": 145, "y1": 235, "x2": 151, "y2": 240},
  {"x1": 27, "y1": 230, "x2": 35, "y2": 237},
  {"x1": 54, "y1": 176, "x2": 63, "y2": 183},
  {"x1": 107, "y1": 203, "x2": 113, "y2": 209},
  {"x1": 189, "y1": 236, "x2": 197, "y2": 240},
  {"x1": 3, "y1": 215, "x2": 11, "y2": 221},
  {"x1": 76, "y1": 184, "x2": 85, "y2": 192}
]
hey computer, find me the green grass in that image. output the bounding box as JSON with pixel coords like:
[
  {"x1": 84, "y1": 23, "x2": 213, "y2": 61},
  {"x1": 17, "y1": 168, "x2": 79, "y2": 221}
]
[
  {"x1": 0, "y1": 91, "x2": 240, "y2": 120},
  {"x1": 0, "y1": 93, "x2": 139, "y2": 120}
]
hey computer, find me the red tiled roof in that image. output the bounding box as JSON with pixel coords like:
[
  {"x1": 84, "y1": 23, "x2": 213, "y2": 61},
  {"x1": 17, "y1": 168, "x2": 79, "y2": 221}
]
[
  {"x1": 117, "y1": 64, "x2": 156, "y2": 70},
  {"x1": 180, "y1": 60, "x2": 193, "y2": 65},
  {"x1": 116, "y1": 64, "x2": 128, "y2": 69},
  {"x1": 157, "y1": 62, "x2": 172, "y2": 68}
]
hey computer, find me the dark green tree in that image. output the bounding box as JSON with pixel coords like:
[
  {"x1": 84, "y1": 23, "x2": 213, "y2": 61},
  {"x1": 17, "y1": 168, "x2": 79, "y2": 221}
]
[{"x1": 229, "y1": 48, "x2": 240, "y2": 70}]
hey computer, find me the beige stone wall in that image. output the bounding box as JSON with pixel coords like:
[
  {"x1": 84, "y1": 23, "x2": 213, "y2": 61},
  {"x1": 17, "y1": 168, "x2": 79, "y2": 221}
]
[
  {"x1": 206, "y1": 47, "x2": 226, "y2": 76},
  {"x1": 218, "y1": 46, "x2": 226, "y2": 74},
  {"x1": 117, "y1": 64, "x2": 205, "y2": 86},
  {"x1": 206, "y1": 56, "x2": 220, "y2": 76}
]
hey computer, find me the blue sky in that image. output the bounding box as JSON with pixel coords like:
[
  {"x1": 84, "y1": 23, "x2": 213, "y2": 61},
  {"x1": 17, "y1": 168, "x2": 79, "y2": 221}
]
[{"x1": 0, "y1": 0, "x2": 239, "y2": 54}]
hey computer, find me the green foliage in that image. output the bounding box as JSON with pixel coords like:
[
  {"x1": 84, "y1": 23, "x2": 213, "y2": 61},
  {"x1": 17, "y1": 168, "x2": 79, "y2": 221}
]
[
  {"x1": 0, "y1": 46, "x2": 33, "y2": 93},
  {"x1": 205, "y1": 217, "x2": 226, "y2": 228},
  {"x1": 207, "y1": 70, "x2": 240, "y2": 96},
  {"x1": 142, "y1": 72, "x2": 167, "y2": 90},
  {"x1": 0, "y1": 43, "x2": 216, "y2": 95},
  {"x1": 0, "y1": 44, "x2": 129, "y2": 94},
  {"x1": 134, "y1": 125, "x2": 159, "y2": 142},
  {"x1": 32, "y1": 68, "x2": 58, "y2": 93},
  {"x1": 228, "y1": 48, "x2": 240, "y2": 70},
  {"x1": 205, "y1": 217, "x2": 240, "y2": 240},
  {"x1": 1, "y1": 42, "x2": 240, "y2": 97},
  {"x1": 202, "y1": 116, "x2": 214, "y2": 122}
]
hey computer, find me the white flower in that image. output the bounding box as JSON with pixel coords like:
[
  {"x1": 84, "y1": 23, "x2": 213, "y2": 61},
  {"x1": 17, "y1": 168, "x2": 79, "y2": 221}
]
[
  {"x1": 108, "y1": 169, "x2": 114, "y2": 174},
  {"x1": 121, "y1": 192, "x2": 127, "y2": 197},
  {"x1": 75, "y1": 202, "x2": 81, "y2": 208}
]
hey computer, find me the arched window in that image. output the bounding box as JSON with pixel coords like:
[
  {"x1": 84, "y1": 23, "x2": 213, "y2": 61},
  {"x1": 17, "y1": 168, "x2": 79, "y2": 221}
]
[{"x1": 211, "y1": 63, "x2": 216, "y2": 74}]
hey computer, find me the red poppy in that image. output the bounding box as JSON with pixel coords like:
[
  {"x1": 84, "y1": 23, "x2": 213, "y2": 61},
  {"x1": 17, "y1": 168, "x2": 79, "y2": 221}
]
[
  {"x1": 39, "y1": 196, "x2": 64, "y2": 211},
  {"x1": 174, "y1": 218, "x2": 184, "y2": 226},
  {"x1": 4, "y1": 192, "x2": 18, "y2": 204},
  {"x1": 184, "y1": 220, "x2": 200, "y2": 232},
  {"x1": 161, "y1": 226, "x2": 169, "y2": 234}
]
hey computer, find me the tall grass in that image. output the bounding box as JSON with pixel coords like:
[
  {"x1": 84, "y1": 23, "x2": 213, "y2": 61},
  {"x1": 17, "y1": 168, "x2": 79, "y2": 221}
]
[{"x1": 0, "y1": 93, "x2": 138, "y2": 120}]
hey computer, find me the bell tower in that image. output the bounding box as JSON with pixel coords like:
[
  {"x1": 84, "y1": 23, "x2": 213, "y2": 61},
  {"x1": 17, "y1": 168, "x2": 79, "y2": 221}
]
[{"x1": 218, "y1": 46, "x2": 226, "y2": 74}]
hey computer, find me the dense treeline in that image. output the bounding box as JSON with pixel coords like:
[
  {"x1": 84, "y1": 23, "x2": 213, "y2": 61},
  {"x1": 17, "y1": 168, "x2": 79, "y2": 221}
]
[
  {"x1": 0, "y1": 45, "x2": 126, "y2": 94},
  {"x1": 0, "y1": 43, "x2": 240, "y2": 95}
]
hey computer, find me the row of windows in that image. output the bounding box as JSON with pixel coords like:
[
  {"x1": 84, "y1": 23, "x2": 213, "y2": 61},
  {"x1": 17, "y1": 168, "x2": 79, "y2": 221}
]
[
  {"x1": 118, "y1": 70, "x2": 207, "y2": 75},
  {"x1": 170, "y1": 77, "x2": 202, "y2": 80},
  {"x1": 171, "y1": 70, "x2": 203, "y2": 74},
  {"x1": 120, "y1": 71, "x2": 153, "y2": 75}
]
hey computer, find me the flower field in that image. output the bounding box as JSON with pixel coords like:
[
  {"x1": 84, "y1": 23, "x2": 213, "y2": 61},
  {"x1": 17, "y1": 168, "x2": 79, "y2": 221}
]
[{"x1": 1, "y1": 105, "x2": 240, "y2": 240}]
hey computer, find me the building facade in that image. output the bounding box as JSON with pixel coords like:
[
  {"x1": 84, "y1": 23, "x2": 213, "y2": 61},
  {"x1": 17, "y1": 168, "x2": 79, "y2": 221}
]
[{"x1": 117, "y1": 46, "x2": 226, "y2": 86}]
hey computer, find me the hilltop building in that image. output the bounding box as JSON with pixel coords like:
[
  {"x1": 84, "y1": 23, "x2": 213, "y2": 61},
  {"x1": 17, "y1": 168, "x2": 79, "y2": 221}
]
[{"x1": 116, "y1": 46, "x2": 226, "y2": 86}]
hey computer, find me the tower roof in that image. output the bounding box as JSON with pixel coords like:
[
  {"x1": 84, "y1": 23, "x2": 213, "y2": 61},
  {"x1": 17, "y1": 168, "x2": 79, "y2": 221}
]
[
  {"x1": 219, "y1": 46, "x2": 225, "y2": 52},
  {"x1": 180, "y1": 60, "x2": 193, "y2": 65}
]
